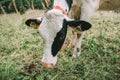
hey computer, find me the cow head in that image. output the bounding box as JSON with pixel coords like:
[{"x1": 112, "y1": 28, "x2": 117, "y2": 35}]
[{"x1": 25, "y1": 9, "x2": 92, "y2": 68}]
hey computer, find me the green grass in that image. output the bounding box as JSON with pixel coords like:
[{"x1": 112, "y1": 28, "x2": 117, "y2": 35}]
[{"x1": 0, "y1": 11, "x2": 120, "y2": 80}]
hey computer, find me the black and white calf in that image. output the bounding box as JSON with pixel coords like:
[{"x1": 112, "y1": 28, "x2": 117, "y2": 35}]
[{"x1": 25, "y1": 0, "x2": 91, "y2": 68}]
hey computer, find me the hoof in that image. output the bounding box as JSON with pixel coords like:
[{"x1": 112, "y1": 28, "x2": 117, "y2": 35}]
[
  {"x1": 72, "y1": 54, "x2": 77, "y2": 58},
  {"x1": 42, "y1": 62, "x2": 54, "y2": 68},
  {"x1": 72, "y1": 52, "x2": 81, "y2": 58}
]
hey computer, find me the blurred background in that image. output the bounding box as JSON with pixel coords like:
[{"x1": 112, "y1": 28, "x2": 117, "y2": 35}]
[{"x1": 0, "y1": 0, "x2": 53, "y2": 14}]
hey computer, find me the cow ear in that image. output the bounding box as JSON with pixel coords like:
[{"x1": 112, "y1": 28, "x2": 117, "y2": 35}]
[
  {"x1": 66, "y1": 20, "x2": 92, "y2": 31},
  {"x1": 25, "y1": 19, "x2": 42, "y2": 29}
]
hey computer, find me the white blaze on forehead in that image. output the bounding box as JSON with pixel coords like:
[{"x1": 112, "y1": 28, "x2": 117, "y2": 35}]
[
  {"x1": 41, "y1": 9, "x2": 68, "y2": 33},
  {"x1": 39, "y1": 9, "x2": 66, "y2": 33}
]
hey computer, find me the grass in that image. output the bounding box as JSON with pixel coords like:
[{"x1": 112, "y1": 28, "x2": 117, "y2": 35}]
[{"x1": 0, "y1": 10, "x2": 120, "y2": 80}]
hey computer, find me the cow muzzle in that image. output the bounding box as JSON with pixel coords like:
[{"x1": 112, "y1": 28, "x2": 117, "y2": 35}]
[{"x1": 42, "y1": 62, "x2": 54, "y2": 68}]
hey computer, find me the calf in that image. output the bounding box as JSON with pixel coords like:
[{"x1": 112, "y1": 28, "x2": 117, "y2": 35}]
[{"x1": 25, "y1": 0, "x2": 91, "y2": 68}]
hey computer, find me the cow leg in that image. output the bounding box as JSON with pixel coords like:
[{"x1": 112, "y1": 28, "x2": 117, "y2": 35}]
[
  {"x1": 72, "y1": 32, "x2": 85, "y2": 58},
  {"x1": 66, "y1": 0, "x2": 81, "y2": 54},
  {"x1": 66, "y1": 31, "x2": 77, "y2": 52},
  {"x1": 71, "y1": 0, "x2": 100, "y2": 58},
  {"x1": 69, "y1": 0, "x2": 82, "y2": 57}
]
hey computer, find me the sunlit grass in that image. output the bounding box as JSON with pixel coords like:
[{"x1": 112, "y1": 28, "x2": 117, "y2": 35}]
[{"x1": 0, "y1": 10, "x2": 120, "y2": 80}]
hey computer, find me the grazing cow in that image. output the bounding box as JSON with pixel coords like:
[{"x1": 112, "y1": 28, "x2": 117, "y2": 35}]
[
  {"x1": 25, "y1": 0, "x2": 120, "y2": 68},
  {"x1": 25, "y1": 0, "x2": 91, "y2": 68}
]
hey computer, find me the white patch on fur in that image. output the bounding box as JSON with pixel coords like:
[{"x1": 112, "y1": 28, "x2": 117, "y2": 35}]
[{"x1": 39, "y1": 10, "x2": 65, "y2": 39}]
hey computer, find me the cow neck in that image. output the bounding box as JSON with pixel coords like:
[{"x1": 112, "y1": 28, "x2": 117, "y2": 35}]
[{"x1": 54, "y1": 6, "x2": 68, "y2": 16}]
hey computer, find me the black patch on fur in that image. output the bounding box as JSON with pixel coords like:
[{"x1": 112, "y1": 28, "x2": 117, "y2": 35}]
[
  {"x1": 67, "y1": 20, "x2": 92, "y2": 31},
  {"x1": 51, "y1": 19, "x2": 67, "y2": 56},
  {"x1": 25, "y1": 19, "x2": 42, "y2": 26},
  {"x1": 65, "y1": 0, "x2": 73, "y2": 11}
]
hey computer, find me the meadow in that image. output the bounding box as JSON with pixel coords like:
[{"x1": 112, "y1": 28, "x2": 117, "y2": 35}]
[{"x1": 0, "y1": 10, "x2": 120, "y2": 80}]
